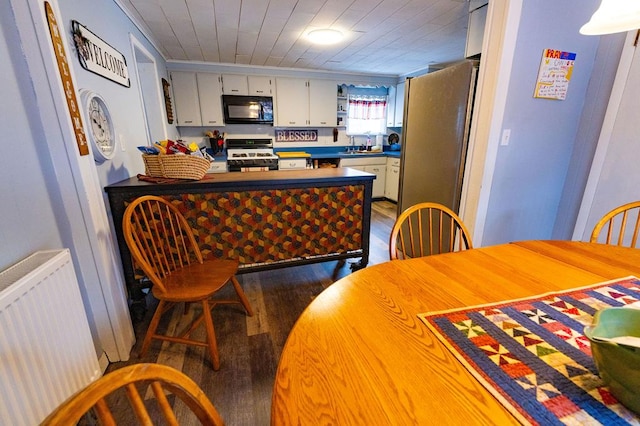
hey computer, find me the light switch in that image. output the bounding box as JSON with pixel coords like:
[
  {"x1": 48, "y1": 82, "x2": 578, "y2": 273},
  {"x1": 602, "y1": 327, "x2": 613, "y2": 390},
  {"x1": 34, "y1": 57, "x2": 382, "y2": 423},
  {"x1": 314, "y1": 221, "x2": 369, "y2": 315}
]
[{"x1": 501, "y1": 129, "x2": 511, "y2": 146}]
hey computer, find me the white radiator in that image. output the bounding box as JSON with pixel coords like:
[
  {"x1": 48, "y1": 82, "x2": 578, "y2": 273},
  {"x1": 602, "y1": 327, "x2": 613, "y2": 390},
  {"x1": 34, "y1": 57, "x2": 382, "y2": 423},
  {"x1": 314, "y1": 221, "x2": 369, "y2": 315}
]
[{"x1": 0, "y1": 249, "x2": 101, "y2": 425}]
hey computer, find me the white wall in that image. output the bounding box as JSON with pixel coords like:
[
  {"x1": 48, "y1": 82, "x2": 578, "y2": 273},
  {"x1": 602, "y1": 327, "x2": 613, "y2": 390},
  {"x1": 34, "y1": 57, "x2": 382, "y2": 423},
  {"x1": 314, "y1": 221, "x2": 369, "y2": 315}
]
[
  {"x1": 480, "y1": 0, "x2": 606, "y2": 245},
  {"x1": 574, "y1": 32, "x2": 640, "y2": 241}
]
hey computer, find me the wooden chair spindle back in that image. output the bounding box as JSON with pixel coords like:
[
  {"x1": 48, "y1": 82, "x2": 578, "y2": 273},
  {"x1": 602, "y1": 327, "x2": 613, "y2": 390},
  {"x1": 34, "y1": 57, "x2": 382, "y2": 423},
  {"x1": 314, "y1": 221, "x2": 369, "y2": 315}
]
[
  {"x1": 390, "y1": 202, "x2": 472, "y2": 260},
  {"x1": 590, "y1": 201, "x2": 640, "y2": 248}
]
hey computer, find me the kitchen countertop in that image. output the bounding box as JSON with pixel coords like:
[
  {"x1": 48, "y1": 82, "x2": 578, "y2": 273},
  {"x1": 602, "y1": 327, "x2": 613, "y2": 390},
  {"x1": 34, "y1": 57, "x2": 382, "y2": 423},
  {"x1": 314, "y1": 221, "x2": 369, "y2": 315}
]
[
  {"x1": 207, "y1": 148, "x2": 401, "y2": 160},
  {"x1": 275, "y1": 147, "x2": 401, "y2": 159}
]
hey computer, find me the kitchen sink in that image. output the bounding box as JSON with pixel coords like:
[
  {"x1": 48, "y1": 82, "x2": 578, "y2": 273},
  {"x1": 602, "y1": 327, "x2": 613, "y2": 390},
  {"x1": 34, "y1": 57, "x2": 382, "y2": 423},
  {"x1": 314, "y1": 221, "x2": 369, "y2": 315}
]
[{"x1": 343, "y1": 151, "x2": 384, "y2": 155}]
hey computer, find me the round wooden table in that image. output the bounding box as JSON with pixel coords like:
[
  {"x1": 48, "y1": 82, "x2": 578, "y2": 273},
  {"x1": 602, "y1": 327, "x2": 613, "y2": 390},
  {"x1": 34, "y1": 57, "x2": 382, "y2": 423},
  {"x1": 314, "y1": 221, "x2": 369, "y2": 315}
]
[{"x1": 271, "y1": 241, "x2": 640, "y2": 425}]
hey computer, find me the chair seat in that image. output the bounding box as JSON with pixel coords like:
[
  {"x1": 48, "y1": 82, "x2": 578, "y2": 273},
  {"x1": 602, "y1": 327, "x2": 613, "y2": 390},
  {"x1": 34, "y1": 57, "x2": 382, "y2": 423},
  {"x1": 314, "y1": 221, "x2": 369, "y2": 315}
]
[{"x1": 153, "y1": 258, "x2": 240, "y2": 302}]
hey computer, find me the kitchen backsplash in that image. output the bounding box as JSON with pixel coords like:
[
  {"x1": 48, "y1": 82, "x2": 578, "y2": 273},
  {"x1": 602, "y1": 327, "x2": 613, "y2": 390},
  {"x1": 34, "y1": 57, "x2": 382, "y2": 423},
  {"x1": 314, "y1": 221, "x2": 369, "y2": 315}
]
[{"x1": 177, "y1": 124, "x2": 400, "y2": 151}]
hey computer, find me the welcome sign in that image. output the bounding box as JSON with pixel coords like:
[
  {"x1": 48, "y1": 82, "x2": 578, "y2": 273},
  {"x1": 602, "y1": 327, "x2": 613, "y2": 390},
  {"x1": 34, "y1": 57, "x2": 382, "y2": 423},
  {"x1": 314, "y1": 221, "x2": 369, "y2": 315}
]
[{"x1": 71, "y1": 21, "x2": 130, "y2": 87}]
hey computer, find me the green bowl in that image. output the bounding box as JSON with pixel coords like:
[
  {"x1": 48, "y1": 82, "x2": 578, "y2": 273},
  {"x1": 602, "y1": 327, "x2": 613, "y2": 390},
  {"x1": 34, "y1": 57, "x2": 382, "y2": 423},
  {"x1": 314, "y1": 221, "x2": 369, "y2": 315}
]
[{"x1": 584, "y1": 307, "x2": 640, "y2": 415}]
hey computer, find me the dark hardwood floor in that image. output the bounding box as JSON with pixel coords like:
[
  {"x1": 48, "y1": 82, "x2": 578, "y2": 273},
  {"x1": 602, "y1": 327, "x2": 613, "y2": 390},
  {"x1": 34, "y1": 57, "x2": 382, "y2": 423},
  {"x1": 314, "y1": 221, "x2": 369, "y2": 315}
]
[{"x1": 104, "y1": 200, "x2": 397, "y2": 425}]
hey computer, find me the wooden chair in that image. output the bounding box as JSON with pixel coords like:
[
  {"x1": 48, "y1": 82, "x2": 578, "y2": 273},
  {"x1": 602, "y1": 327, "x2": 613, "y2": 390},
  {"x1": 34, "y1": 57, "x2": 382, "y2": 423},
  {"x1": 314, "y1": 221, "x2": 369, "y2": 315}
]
[
  {"x1": 389, "y1": 202, "x2": 473, "y2": 260},
  {"x1": 41, "y1": 363, "x2": 224, "y2": 425},
  {"x1": 590, "y1": 201, "x2": 640, "y2": 248},
  {"x1": 123, "y1": 195, "x2": 253, "y2": 370}
]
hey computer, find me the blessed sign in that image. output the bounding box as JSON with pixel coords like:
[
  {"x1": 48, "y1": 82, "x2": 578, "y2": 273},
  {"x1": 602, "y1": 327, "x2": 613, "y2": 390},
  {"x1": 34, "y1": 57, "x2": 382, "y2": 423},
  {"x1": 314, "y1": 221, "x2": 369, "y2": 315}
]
[
  {"x1": 71, "y1": 21, "x2": 130, "y2": 87},
  {"x1": 275, "y1": 129, "x2": 318, "y2": 142}
]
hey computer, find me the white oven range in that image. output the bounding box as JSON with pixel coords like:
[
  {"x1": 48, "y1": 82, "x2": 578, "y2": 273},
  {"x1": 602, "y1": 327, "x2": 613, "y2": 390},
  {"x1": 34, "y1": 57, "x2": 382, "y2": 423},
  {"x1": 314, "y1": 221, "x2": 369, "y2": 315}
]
[{"x1": 226, "y1": 138, "x2": 279, "y2": 172}]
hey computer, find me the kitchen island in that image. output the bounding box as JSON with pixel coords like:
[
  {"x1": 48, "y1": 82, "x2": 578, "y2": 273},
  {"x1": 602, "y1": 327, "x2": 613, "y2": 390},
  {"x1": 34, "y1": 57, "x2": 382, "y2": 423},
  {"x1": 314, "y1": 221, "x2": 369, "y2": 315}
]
[{"x1": 105, "y1": 168, "x2": 374, "y2": 318}]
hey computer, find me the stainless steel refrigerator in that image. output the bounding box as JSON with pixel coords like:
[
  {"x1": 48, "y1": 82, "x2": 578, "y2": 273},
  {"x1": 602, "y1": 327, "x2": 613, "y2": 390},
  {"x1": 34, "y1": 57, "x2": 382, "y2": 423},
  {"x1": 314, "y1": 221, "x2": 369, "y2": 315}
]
[{"x1": 398, "y1": 60, "x2": 478, "y2": 215}]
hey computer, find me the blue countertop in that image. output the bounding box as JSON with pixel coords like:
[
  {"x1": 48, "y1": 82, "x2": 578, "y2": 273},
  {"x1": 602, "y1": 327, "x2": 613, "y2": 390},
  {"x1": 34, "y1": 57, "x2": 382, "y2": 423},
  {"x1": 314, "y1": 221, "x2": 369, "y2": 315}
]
[
  {"x1": 274, "y1": 146, "x2": 401, "y2": 159},
  {"x1": 207, "y1": 146, "x2": 402, "y2": 160}
]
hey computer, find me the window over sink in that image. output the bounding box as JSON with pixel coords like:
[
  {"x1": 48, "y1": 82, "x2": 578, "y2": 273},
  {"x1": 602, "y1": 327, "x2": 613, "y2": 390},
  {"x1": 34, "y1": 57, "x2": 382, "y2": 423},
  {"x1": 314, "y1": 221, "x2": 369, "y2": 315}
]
[
  {"x1": 346, "y1": 94, "x2": 387, "y2": 135},
  {"x1": 342, "y1": 85, "x2": 390, "y2": 136}
]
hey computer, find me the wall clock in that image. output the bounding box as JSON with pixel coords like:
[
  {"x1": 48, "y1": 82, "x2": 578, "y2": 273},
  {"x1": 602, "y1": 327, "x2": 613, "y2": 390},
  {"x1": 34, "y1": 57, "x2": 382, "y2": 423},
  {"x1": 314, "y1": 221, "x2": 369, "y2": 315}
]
[{"x1": 80, "y1": 90, "x2": 116, "y2": 163}]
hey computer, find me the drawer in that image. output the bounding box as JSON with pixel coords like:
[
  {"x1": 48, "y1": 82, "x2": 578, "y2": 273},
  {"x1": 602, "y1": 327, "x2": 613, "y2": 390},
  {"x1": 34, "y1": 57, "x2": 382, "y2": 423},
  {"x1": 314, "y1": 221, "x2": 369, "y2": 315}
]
[
  {"x1": 279, "y1": 158, "x2": 308, "y2": 170},
  {"x1": 207, "y1": 161, "x2": 227, "y2": 173},
  {"x1": 387, "y1": 157, "x2": 400, "y2": 167}
]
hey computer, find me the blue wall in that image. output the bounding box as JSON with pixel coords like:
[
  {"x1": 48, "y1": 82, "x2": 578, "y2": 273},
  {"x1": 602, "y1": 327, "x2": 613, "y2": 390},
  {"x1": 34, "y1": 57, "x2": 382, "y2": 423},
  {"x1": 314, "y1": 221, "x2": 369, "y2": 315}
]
[
  {"x1": 0, "y1": 0, "x2": 169, "y2": 360},
  {"x1": 482, "y1": 0, "x2": 603, "y2": 245},
  {"x1": 0, "y1": 0, "x2": 65, "y2": 268}
]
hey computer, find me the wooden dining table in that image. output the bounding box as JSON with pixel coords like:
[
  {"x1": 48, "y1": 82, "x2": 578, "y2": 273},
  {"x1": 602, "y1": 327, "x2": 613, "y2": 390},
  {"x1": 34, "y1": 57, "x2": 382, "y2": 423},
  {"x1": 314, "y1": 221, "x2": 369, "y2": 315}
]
[{"x1": 270, "y1": 240, "x2": 640, "y2": 425}]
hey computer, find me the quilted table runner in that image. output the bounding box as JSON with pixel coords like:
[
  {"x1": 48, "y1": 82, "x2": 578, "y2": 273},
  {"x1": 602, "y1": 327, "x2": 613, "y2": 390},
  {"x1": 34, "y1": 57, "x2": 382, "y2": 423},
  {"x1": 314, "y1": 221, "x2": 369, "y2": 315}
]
[{"x1": 419, "y1": 276, "x2": 640, "y2": 425}]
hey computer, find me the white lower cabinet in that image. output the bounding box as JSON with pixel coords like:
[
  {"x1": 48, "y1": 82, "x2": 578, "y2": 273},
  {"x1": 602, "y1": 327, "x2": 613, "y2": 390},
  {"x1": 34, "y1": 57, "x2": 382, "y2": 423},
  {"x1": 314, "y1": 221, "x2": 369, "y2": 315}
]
[
  {"x1": 385, "y1": 158, "x2": 400, "y2": 202},
  {"x1": 340, "y1": 157, "x2": 387, "y2": 198},
  {"x1": 366, "y1": 164, "x2": 386, "y2": 198},
  {"x1": 207, "y1": 160, "x2": 227, "y2": 173},
  {"x1": 278, "y1": 158, "x2": 308, "y2": 170}
]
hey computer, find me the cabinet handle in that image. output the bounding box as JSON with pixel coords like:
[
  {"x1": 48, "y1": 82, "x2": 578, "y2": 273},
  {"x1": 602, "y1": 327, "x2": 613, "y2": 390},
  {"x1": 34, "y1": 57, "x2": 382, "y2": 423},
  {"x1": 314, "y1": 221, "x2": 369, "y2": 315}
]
[
  {"x1": 256, "y1": 90, "x2": 264, "y2": 93},
  {"x1": 184, "y1": 120, "x2": 193, "y2": 123},
  {"x1": 231, "y1": 89, "x2": 239, "y2": 92},
  {"x1": 320, "y1": 121, "x2": 327, "y2": 124},
  {"x1": 289, "y1": 122, "x2": 295, "y2": 125}
]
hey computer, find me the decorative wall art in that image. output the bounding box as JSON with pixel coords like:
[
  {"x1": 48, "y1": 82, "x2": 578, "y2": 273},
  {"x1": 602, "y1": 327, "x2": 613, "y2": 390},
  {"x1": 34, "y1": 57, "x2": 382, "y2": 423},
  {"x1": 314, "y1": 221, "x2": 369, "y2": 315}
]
[
  {"x1": 275, "y1": 129, "x2": 319, "y2": 142},
  {"x1": 534, "y1": 48, "x2": 576, "y2": 100},
  {"x1": 45, "y1": 2, "x2": 88, "y2": 156},
  {"x1": 71, "y1": 20, "x2": 130, "y2": 87},
  {"x1": 162, "y1": 78, "x2": 174, "y2": 124}
]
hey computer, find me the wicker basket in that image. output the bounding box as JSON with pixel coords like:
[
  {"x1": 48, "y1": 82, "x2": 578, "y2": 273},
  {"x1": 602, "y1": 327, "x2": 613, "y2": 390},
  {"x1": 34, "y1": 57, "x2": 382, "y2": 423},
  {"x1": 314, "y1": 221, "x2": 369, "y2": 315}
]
[{"x1": 142, "y1": 154, "x2": 210, "y2": 180}]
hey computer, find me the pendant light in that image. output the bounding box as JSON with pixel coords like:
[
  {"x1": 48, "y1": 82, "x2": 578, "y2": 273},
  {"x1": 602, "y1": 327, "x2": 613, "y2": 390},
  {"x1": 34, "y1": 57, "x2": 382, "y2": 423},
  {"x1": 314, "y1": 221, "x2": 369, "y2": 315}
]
[{"x1": 580, "y1": 0, "x2": 640, "y2": 35}]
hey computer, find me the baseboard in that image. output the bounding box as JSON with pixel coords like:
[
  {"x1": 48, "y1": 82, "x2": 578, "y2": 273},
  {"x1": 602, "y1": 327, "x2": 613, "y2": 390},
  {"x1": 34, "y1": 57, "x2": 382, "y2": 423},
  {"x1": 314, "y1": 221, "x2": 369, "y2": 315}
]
[{"x1": 98, "y1": 352, "x2": 110, "y2": 373}]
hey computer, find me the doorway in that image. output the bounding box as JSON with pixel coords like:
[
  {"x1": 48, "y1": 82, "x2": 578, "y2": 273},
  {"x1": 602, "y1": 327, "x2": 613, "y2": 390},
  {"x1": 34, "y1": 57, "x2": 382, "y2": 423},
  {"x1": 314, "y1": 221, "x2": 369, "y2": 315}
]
[{"x1": 131, "y1": 36, "x2": 166, "y2": 145}]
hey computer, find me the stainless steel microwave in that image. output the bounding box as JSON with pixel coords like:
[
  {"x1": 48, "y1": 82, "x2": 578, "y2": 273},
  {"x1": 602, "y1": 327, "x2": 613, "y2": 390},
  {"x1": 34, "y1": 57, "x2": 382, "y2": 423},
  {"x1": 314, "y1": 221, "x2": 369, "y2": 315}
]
[{"x1": 222, "y1": 95, "x2": 273, "y2": 125}]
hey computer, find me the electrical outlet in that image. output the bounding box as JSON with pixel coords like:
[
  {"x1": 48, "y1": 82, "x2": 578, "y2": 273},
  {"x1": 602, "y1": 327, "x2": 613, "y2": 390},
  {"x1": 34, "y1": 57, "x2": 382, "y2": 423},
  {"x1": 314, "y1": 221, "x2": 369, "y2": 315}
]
[{"x1": 501, "y1": 129, "x2": 511, "y2": 146}]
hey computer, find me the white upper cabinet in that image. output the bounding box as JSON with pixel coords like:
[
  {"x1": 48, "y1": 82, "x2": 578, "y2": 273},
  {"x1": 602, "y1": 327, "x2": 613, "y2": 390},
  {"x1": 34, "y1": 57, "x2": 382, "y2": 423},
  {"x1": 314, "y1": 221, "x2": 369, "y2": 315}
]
[
  {"x1": 197, "y1": 73, "x2": 224, "y2": 126},
  {"x1": 275, "y1": 78, "x2": 309, "y2": 126},
  {"x1": 386, "y1": 85, "x2": 397, "y2": 127},
  {"x1": 171, "y1": 72, "x2": 224, "y2": 126},
  {"x1": 465, "y1": 2, "x2": 487, "y2": 58},
  {"x1": 309, "y1": 80, "x2": 337, "y2": 126},
  {"x1": 394, "y1": 81, "x2": 405, "y2": 127},
  {"x1": 275, "y1": 78, "x2": 337, "y2": 127},
  {"x1": 248, "y1": 76, "x2": 273, "y2": 96},
  {"x1": 221, "y1": 74, "x2": 249, "y2": 95},
  {"x1": 222, "y1": 74, "x2": 274, "y2": 96},
  {"x1": 171, "y1": 71, "x2": 202, "y2": 126}
]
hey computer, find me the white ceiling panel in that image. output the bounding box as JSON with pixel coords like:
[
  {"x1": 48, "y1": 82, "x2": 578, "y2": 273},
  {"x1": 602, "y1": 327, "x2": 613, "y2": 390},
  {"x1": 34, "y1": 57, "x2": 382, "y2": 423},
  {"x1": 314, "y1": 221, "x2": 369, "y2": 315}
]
[{"x1": 117, "y1": 0, "x2": 475, "y2": 76}]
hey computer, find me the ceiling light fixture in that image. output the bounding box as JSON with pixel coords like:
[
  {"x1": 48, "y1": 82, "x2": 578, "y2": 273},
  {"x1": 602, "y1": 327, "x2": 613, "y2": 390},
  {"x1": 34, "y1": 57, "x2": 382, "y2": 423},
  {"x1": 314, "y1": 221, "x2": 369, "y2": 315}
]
[
  {"x1": 580, "y1": 0, "x2": 640, "y2": 35},
  {"x1": 307, "y1": 29, "x2": 344, "y2": 45}
]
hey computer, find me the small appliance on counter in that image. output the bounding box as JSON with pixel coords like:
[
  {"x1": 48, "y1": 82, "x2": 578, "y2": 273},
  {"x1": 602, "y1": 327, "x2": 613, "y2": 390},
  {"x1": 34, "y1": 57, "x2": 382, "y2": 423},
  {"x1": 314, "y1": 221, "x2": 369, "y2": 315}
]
[{"x1": 388, "y1": 133, "x2": 400, "y2": 151}]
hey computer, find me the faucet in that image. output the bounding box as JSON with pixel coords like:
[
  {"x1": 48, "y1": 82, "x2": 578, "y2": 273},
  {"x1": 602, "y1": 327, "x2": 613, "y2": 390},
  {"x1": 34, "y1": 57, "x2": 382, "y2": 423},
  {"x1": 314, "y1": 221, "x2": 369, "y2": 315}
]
[{"x1": 349, "y1": 136, "x2": 355, "y2": 152}]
